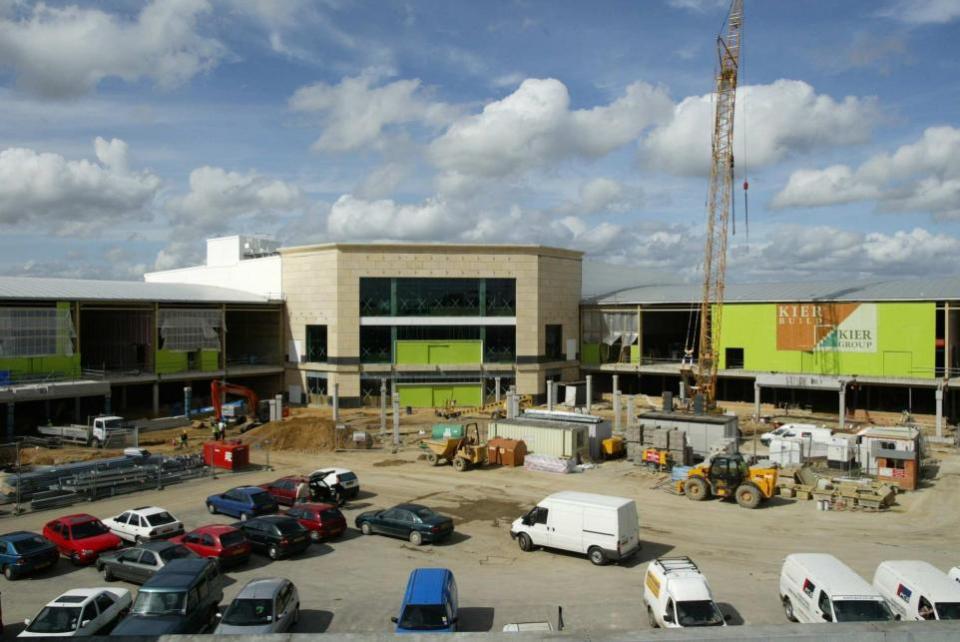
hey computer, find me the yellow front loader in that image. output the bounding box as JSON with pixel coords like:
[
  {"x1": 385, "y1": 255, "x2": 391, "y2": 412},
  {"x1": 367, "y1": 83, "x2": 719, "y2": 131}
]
[{"x1": 676, "y1": 452, "x2": 777, "y2": 509}]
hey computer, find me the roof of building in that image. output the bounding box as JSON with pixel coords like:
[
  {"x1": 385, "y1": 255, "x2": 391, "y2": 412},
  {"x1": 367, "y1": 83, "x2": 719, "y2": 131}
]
[
  {"x1": 584, "y1": 276, "x2": 960, "y2": 305},
  {"x1": 280, "y1": 240, "x2": 583, "y2": 260},
  {"x1": 0, "y1": 276, "x2": 274, "y2": 304}
]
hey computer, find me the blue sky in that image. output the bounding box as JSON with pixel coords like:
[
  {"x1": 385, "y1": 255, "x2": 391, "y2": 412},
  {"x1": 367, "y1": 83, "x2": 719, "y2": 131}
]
[{"x1": 0, "y1": 0, "x2": 958, "y2": 282}]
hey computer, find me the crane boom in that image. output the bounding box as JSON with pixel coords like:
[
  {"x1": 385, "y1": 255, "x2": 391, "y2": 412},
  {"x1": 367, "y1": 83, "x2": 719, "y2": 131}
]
[{"x1": 696, "y1": 0, "x2": 743, "y2": 410}]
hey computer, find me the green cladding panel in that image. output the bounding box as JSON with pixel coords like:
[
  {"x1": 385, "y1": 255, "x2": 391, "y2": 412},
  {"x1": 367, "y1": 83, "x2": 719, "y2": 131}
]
[
  {"x1": 395, "y1": 340, "x2": 482, "y2": 365},
  {"x1": 717, "y1": 302, "x2": 935, "y2": 379},
  {"x1": 397, "y1": 384, "x2": 483, "y2": 408},
  {"x1": 0, "y1": 355, "x2": 81, "y2": 379},
  {"x1": 155, "y1": 349, "x2": 221, "y2": 374}
]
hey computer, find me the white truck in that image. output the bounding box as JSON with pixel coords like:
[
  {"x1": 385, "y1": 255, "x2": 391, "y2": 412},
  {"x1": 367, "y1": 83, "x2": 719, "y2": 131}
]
[
  {"x1": 643, "y1": 557, "x2": 727, "y2": 628},
  {"x1": 873, "y1": 560, "x2": 960, "y2": 621},
  {"x1": 780, "y1": 553, "x2": 895, "y2": 624},
  {"x1": 38, "y1": 415, "x2": 127, "y2": 448},
  {"x1": 510, "y1": 491, "x2": 639, "y2": 566},
  {"x1": 760, "y1": 423, "x2": 832, "y2": 447}
]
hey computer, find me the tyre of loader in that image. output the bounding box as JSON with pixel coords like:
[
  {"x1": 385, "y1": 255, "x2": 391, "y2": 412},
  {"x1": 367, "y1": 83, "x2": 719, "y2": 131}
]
[
  {"x1": 684, "y1": 477, "x2": 710, "y2": 501},
  {"x1": 735, "y1": 483, "x2": 762, "y2": 509}
]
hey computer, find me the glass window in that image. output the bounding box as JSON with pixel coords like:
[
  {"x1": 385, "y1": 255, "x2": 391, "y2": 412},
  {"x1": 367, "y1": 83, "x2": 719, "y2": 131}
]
[
  {"x1": 485, "y1": 279, "x2": 516, "y2": 316},
  {"x1": 25, "y1": 607, "x2": 82, "y2": 633},
  {"x1": 146, "y1": 512, "x2": 176, "y2": 527},
  {"x1": 818, "y1": 591, "x2": 833, "y2": 618},
  {"x1": 534, "y1": 507, "x2": 548, "y2": 524},
  {"x1": 200, "y1": 534, "x2": 216, "y2": 547},
  {"x1": 81, "y1": 602, "x2": 98, "y2": 623},
  {"x1": 160, "y1": 546, "x2": 193, "y2": 562},
  {"x1": 675, "y1": 600, "x2": 724, "y2": 627},
  {"x1": 70, "y1": 520, "x2": 108, "y2": 539},
  {"x1": 400, "y1": 604, "x2": 450, "y2": 630},
  {"x1": 10, "y1": 535, "x2": 49, "y2": 554},
  {"x1": 484, "y1": 326, "x2": 515, "y2": 363},
  {"x1": 139, "y1": 551, "x2": 158, "y2": 566},
  {"x1": 832, "y1": 600, "x2": 893, "y2": 622},
  {"x1": 223, "y1": 598, "x2": 274, "y2": 626},
  {"x1": 306, "y1": 325, "x2": 327, "y2": 362},
  {"x1": 116, "y1": 512, "x2": 131, "y2": 524},
  {"x1": 360, "y1": 278, "x2": 392, "y2": 316},
  {"x1": 396, "y1": 278, "x2": 480, "y2": 317},
  {"x1": 95, "y1": 593, "x2": 115, "y2": 613},
  {"x1": 545, "y1": 325, "x2": 563, "y2": 360},
  {"x1": 360, "y1": 326, "x2": 391, "y2": 364},
  {"x1": 219, "y1": 531, "x2": 244, "y2": 548},
  {"x1": 307, "y1": 373, "x2": 327, "y2": 395}
]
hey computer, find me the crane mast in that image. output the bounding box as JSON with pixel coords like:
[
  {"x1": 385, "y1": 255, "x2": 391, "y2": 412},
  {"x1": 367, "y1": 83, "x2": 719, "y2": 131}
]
[{"x1": 696, "y1": 0, "x2": 743, "y2": 410}]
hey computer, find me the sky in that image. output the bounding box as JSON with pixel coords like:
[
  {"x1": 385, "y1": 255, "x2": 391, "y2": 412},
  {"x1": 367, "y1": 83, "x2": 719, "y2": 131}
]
[{"x1": 0, "y1": 0, "x2": 959, "y2": 283}]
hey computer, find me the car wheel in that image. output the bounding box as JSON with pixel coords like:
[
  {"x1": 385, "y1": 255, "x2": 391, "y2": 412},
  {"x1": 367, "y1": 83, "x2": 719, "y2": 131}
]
[
  {"x1": 647, "y1": 605, "x2": 658, "y2": 628},
  {"x1": 103, "y1": 566, "x2": 114, "y2": 582},
  {"x1": 268, "y1": 545, "x2": 280, "y2": 560},
  {"x1": 91, "y1": 438, "x2": 102, "y2": 449},
  {"x1": 3, "y1": 565, "x2": 15, "y2": 580},
  {"x1": 360, "y1": 522, "x2": 372, "y2": 536},
  {"x1": 293, "y1": 604, "x2": 300, "y2": 626},
  {"x1": 588, "y1": 547, "x2": 606, "y2": 566},
  {"x1": 783, "y1": 597, "x2": 797, "y2": 622},
  {"x1": 240, "y1": 512, "x2": 249, "y2": 521},
  {"x1": 409, "y1": 530, "x2": 423, "y2": 546},
  {"x1": 70, "y1": 552, "x2": 82, "y2": 566},
  {"x1": 517, "y1": 533, "x2": 533, "y2": 552},
  {"x1": 207, "y1": 503, "x2": 217, "y2": 514}
]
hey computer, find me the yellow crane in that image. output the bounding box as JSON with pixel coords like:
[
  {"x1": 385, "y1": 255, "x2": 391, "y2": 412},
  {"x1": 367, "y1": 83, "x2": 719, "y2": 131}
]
[{"x1": 694, "y1": 0, "x2": 744, "y2": 411}]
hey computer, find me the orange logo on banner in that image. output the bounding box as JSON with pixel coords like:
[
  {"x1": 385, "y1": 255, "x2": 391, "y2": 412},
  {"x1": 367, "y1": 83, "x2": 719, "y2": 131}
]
[{"x1": 776, "y1": 303, "x2": 861, "y2": 352}]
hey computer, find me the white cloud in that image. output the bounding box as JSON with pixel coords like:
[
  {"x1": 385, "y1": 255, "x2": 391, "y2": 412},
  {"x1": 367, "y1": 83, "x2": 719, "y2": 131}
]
[
  {"x1": 355, "y1": 162, "x2": 412, "y2": 200},
  {"x1": 883, "y1": 0, "x2": 960, "y2": 24},
  {"x1": 290, "y1": 68, "x2": 461, "y2": 152},
  {"x1": 772, "y1": 126, "x2": 960, "y2": 218},
  {"x1": 666, "y1": 0, "x2": 727, "y2": 11},
  {"x1": 326, "y1": 194, "x2": 458, "y2": 240},
  {"x1": 429, "y1": 78, "x2": 673, "y2": 188},
  {"x1": 555, "y1": 177, "x2": 642, "y2": 216},
  {"x1": 642, "y1": 80, "x2": 880, "y2": 176},
  {"x1": 0, "y1": 138, "x2": 161, "y2": 235},
  {"x1": 0, "y1": 0, "x2": 225, "y2": 99}
]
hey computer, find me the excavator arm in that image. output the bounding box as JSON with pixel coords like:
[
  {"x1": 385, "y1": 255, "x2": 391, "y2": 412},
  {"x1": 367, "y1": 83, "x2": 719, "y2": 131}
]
[{"x1": 211, "y1": 379, "x2": 260, "y2": 423}]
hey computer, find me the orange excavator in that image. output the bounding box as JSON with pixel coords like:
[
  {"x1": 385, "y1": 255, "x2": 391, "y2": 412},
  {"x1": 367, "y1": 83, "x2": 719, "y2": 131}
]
[{"x1": 211, "y1": 379, "x2": 260, "y2": 424}]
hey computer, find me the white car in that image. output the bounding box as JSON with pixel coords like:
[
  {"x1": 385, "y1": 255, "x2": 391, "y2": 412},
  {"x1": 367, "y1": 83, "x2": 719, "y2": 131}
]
[
  {"x1": 102, "y1": 507, "x2": 183, "y2": 543},
  {"x1": 309, "y1": 468, "x2": 360, "y2": 498},
  {"x1": 19, "y1": 587, "x2": 132, "y2": 637}
]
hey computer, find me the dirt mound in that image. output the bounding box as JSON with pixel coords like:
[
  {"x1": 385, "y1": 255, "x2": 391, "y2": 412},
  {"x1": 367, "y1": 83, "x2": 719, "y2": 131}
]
[{"x1": 241, "y1": 416, "x2": 353, "y2": 452}]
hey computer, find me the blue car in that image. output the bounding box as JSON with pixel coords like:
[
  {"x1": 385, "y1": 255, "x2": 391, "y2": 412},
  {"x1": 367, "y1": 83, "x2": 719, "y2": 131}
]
[
  {"x1": 392, "y1": 568, "x2": 459, "y2": 634},
  {"x1": 0, "y1": 530, "x2": 59, "y2": 580},
  {"x1": 206, "y1": 486, "x2": 278, "y2": 520}
]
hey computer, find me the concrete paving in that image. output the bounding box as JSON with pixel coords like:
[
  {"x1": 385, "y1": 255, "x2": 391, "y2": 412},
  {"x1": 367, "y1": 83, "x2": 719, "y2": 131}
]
[{"x1": 1, "y1": 444, "x2": 959, "y2": 636}]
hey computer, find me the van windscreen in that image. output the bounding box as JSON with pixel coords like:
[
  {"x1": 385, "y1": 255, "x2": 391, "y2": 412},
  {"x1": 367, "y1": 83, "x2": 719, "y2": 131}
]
[
  {"x1": 936, "y1": 603, "x2": 960, "y2": 620},
  {"x1": 400, "y1": 604, "x2": 449, "y2": 630},
  {"x1": 676, "y1": 600, "x2": 724, "y2": 627},
  {"x1": 832, "y1": 600, "x2": 893, "y2": 622}
]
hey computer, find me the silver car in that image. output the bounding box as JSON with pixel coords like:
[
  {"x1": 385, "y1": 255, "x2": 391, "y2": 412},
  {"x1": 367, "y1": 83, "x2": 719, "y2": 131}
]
[{"x1": 214, "y1": 577, "x2": 299, "y2": 634}]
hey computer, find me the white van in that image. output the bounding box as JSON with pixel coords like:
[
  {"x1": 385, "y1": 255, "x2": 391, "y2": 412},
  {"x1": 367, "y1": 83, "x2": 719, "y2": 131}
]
[
  {"x1": 874, "y1": 560, "x2": 960, "y2": 620},
  {"x1": 780, "y1": 554, "x2": 895, "y2": 624},
  {"x1": 760, "y1": 423, "x2": 832, "y2": 446},
  {"x1": 510, "y1": 491, "x2": 639, "y2": 566},
  {"x1": 643, "y1": 557, "x2": 727, "y2": 628}
]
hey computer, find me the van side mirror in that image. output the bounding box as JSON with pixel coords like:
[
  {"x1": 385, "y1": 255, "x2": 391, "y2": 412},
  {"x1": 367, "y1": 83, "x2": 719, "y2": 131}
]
[
  {"x1": 894, "y1": 614, "x2": 901, "y2": 621},
  {"x1": 663, "y1": 612, "x2": 674, "y2": 624},
  {"x1": 23, "y1": 618, "x2": 31, "y2": 626},
  {"x1": 81, "y1": 620, "x2": 91, "y2": 628},
  {"x1": 390, "y1": 616, "x2": 398, "y2": 624},
  {"x1": 822, "y1": 612, "x2": 832, "y2": 622},
  {"x1": 724, "y1": 613, "x2": 732, "y2": 622}
]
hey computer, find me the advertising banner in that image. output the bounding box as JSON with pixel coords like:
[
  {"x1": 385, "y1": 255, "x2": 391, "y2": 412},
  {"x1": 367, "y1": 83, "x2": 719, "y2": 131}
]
[{"x1": 777, "y1": 303, "x2": 876, "y2": 353}]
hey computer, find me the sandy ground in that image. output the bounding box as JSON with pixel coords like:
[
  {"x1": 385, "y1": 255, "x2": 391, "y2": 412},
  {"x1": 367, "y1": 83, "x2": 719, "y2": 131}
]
[{"x1": 1, "y1": 411, "x2": 959, "y2": 635}]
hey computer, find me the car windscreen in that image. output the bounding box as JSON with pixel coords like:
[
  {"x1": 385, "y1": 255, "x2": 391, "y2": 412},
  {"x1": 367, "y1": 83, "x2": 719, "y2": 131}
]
[
  {"x1": 159, "y1": 545, "x2": 194, "y2": 562},
  {"x1": 400, "y1": 604, "x2": 450, "y2": 630},
  {"x1": 338, "y1": 472, "x2": 357, "y2": 482},
  {"x1": 275, "y1": 520, "x2": 304, "y2": 535},
  {"x1": 71, "y1": 520, "x2": 108, "y2": 539},
  {"x1": 251, "y1": 492, "x2": 275, "y2": 506},
  {"x1": 146, "y1": 512, "x2": 176, "y2": 526},
  {"x1": 222, "y1": 598, "x2": 274, "y2": 626},
  {"x1": 11, "y1": 535, "x2": 50, "y2": 554},
  {"x1": 936, "y1": 602, "x2": 960, "y2": 620},
  {"x1": 26, "y1": 606, "x2": 82, "y2": 633},
  {"x1": 832, "y1": 599, "x2": 893, "y2": 622},
  {"x1": 133, "y1": 590, "x2": 186, "y2": 615},
  {"x1": 675, "y1": 600, "x2": 725, "y2": 627},
  {"x1": 219, "y1": 531, "x2": 245, "y2": 547}
]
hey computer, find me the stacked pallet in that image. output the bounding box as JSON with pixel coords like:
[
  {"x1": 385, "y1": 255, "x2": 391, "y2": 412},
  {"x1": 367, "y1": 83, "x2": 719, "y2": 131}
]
[{"x1": 624, "y1": 425, "x2": 691, "y2": 466}]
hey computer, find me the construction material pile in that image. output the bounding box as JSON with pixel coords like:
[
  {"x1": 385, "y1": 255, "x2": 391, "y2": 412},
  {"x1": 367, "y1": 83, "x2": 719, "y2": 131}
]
[
  {"x1": 778, "y1": 466, "x2": 896, "y2": 511},
  {"x1": 241, "y1": 416, "x2": 355, "y2": 453},
  {"x1": 624, "y1": 424, "x2": 691, "y2": 467},
  {"x1": 523, "y1": 454, "x2": 576, "y2": 474}
]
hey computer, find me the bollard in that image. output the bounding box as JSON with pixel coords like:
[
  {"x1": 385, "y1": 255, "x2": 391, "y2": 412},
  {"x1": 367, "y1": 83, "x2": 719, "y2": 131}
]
[
  {"x1": 546, "y1": 379, "x2": 554, "y2": 410},
  {"x1": 495, "y1": 377, "x2": 501, "y2": 404},
  {"x1": 626, "y1": 395, "x2": 636, "y2": 429},
  {"x1": 585, "y1": 375, "x2": 593, "y2": 414},
  {"x1": 380, "y1": 378, "x2": 388, "y2": 435},
  {"x1": 183, "y1": 386, "x2": 192, "y2": 418},
  {"x1": 613, "y1": 391, "x2": 622, "y2": 433},
  {"x1": 392, "y1": 392, "x2": 401, "y2": 449},
  {"x1": 332, "y1": 383, "x2": 340, "y2": 422}
]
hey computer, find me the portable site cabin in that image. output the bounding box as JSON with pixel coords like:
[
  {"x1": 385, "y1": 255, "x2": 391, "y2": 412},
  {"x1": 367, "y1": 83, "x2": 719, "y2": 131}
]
[
  {"x1": 635, "y1": 411, "x2": 739, "y2": 459},
  {"x1": 857, "y1": 426, "x2": 921, "y2": 491},
  {"x1": 488, "y1": 418, "x2": 589, "y2": 461},
  {"x1": 521, "y1": 409, "x2": 612, "y2": 460}
]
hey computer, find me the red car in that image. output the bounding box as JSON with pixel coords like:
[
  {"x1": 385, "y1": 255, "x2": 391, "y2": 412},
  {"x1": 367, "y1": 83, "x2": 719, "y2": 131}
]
[
  {"x1": 259, "y1": 476, "x2": 309, "y2": 506},
  {"x1": 285, "y1": 502, "x2": 347, "y2": 542},
  {"x1": 42, "y1": 514, "x2": 122, "y2": 565},
  {"x1": 170, "y1": 525, "x2": 251, "y2": 567}
]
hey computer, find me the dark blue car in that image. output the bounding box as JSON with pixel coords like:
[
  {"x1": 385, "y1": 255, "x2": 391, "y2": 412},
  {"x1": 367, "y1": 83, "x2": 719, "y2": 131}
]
[
  {"x1": 392, "y1": 568, "x2": 459, "y2": 634},
  {"x1": 206, "y1": 486, "x2": 278, "y2": 520},
  {"x1": 0, "y1": 530, "x2": 59, "y2": 580}
]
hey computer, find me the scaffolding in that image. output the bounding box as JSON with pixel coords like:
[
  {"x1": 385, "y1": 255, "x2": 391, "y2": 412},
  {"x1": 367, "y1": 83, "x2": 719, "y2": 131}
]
[
  {"x1": 0, "y1": 307, "x2": 76, "y2": 358},
  {"x1": 158, "y1": 309, "x2": 222, "y2": 352}
]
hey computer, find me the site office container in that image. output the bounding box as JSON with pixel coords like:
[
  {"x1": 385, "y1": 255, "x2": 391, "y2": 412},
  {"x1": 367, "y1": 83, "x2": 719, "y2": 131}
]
[
  {"x1": 488, "y1": 419, "x2": 588, "y2": 460},
  {"x1": 203, "y1": 440, "x2": 250, "y2": 470}
]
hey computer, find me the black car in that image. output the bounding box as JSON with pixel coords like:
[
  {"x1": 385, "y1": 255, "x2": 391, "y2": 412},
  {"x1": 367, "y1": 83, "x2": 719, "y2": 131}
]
[
  {"x1": 97, "y1": 540, "x2": 197, "y2": 584},
  {"x1": 355, "y1": 504, "x2": 454, "y2": 546},
  {"x1": 231, "y1": 515, "x2": 310, "y2": 560}
]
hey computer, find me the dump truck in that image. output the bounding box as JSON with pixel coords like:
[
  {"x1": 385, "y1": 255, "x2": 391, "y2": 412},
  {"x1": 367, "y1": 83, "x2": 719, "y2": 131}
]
[
  {"x1": 422, "y1": 423, "x2": 486, "y2": 471},
  {"x1": 37, "y1": 415, "x2": 127, "y2": 448},
  {"x1": 676, "y1": 452, "x2": 777, "y2": 509}
]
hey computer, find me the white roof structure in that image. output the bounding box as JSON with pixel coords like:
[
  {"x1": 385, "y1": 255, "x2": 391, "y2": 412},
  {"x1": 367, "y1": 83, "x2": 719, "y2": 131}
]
[{"x1": 0, "y1": 276, "x2": 274, "y2": 304}]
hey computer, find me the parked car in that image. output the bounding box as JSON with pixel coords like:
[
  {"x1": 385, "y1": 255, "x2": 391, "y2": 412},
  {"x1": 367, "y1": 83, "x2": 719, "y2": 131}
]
[
  {"x1": 285, "y1": 503, "x2": 347, "y2": 542},
  {"x1": 510, "y1": 492, "x2": 640, "y2": 565},
  {"x1": 392, "y1": 568, "x2": 459, "y2": 633},
  {"x1": 102, "y1": 506, "x2": 183, "y2": 543},
  {"x1": 111, "y1": 558, "x2": 223, "y2": 635},
  {"x1": 780, "y1": 553, "x2": 894, "y2": 623},
  {"x1": 0, "y1": 531, "x2": 59, "y2": 580},
  {"x1": 19, "y1": 588, "x2": 131, "y2": 637},
  {"x1": 760, "y1": 424, "x2": 832, "y2": 447},
  {"x1": 206, "y1": 486, "x2": 278, "y2": 520},
  {"x1": 259, "y1": 476, "x2": 309, "y2": 506},
  {"x1": 96, "y1": 541, "x2": 197, "y2": 584},
  {"x1": 232, "y1": 516, "x2": 310, "y2": 560},
  {"x1": 873, "y1": 560, "x2": 960, "y2": 621},
  {"x1": 356, "y1": 504, "x2": 454, "y2": 546},
  {"x1": 643, "y1": 557, "x2": 727, "y2": 628},
  {"x1": 42, "y1": 514, "x2": 122, "y2": 565},
  {"x1": 310, "y1": 468, "x2": 360, "y2": 499},
  {"x1": 214, "y1": 578, "x2": 300, "y2": 634},
  {"x1": 170, "y1": 525, "x2": 251, "y2": 567}
]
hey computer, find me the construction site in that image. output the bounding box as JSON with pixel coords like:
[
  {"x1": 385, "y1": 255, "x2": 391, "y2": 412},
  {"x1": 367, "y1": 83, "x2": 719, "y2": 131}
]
[{"x1": 1, "y1": 0, "x2": 959, "y2": 639}]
